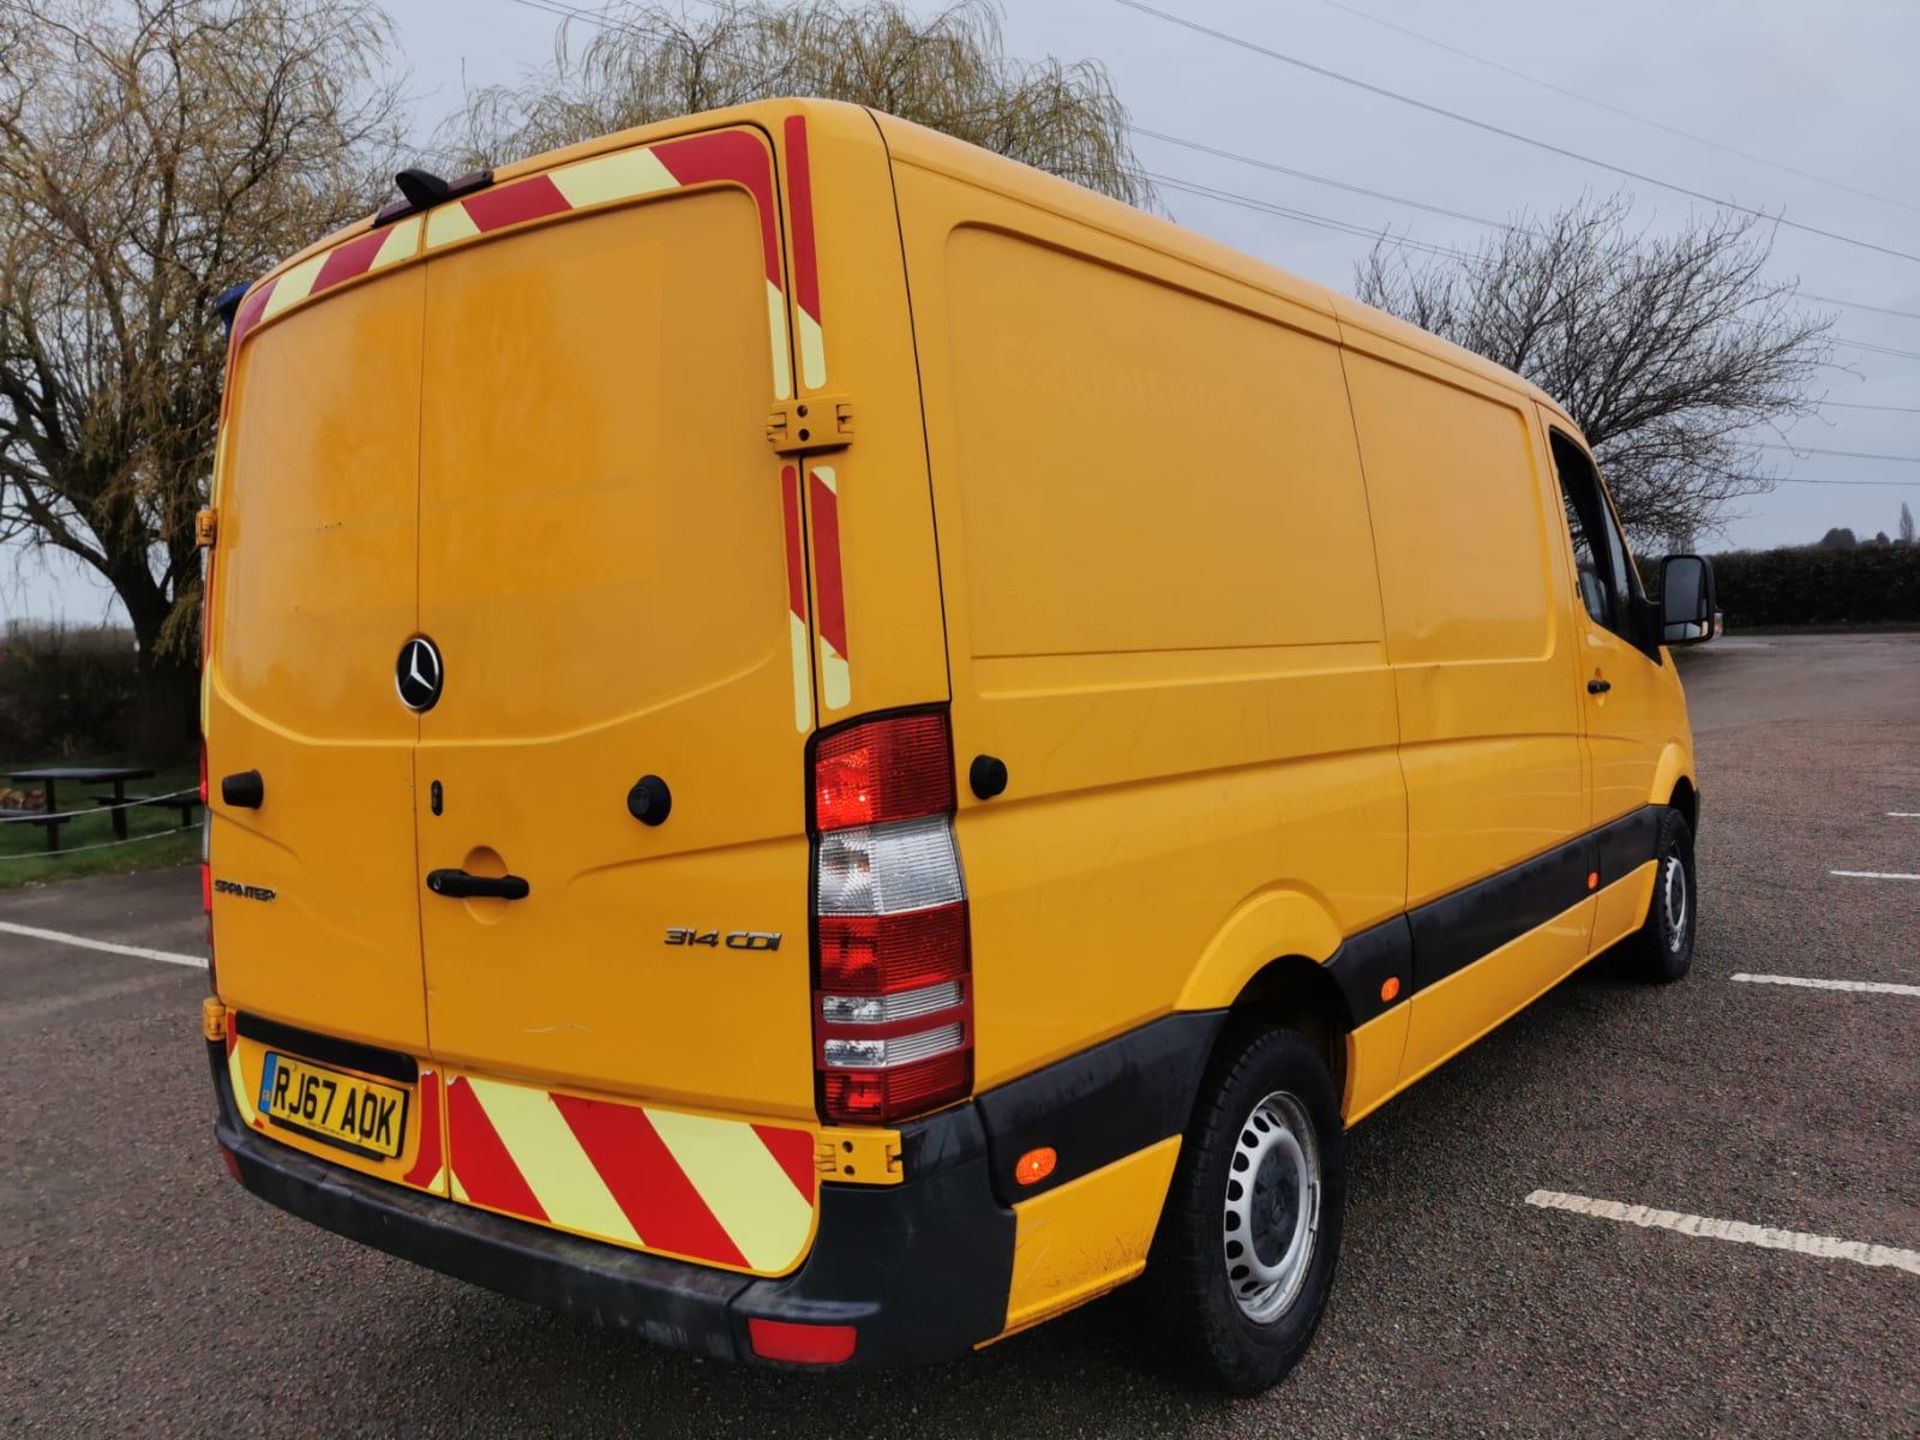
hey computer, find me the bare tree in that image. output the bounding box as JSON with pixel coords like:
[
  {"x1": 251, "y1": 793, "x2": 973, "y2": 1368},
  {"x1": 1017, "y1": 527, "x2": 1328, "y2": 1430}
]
[
  {"x1": 442, "y1": 0, "x2": 1153, "y2": 209},
  {"x1": 1354, "y1": 193, "x2": 1832, "y2": 547},
  {"x1": 0, "y1": 0, "x2": 402, "y2": 755}
]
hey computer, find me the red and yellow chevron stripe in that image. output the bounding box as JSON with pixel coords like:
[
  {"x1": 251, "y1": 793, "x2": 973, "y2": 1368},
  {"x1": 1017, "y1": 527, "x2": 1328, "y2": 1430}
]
[
  {"x1": 781, "y1": 116, "x2": 852, "y2": 714},
  {"x1": 445, "y1": 1072, "x2": 819, "y2": 1276}
]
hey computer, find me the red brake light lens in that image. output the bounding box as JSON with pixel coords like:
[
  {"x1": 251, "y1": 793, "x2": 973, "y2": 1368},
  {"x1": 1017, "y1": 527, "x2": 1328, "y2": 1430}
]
[
  {"x1": 817, "y1": 903, "x2": 969, "y2": 994},
  {"x1": 822, "y1": 1051, "x2": 971, "y2": 1126},
  {"x1": 813, "y1": 712, "x2": 955, "y2": 831}
]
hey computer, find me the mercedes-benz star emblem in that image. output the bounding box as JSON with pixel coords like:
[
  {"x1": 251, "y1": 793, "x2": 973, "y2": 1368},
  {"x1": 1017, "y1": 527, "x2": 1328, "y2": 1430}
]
[{"x1": 395, "y1": 635, "x2": 444, "y2": 712}]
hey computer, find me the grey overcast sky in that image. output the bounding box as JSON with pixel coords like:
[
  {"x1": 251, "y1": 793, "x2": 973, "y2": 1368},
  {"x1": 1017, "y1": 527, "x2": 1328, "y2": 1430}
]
[{"x1": 9, "y1": 0, "x2": 1917, "y2": 623}]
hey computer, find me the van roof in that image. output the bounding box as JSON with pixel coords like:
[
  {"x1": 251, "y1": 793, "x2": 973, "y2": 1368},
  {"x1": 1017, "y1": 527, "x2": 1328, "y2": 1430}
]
[
  {"x1": 867, "y1": 108, "x2": 1565, "y2": 422},
  {"x1": 249, "y1": 97, "x2": 1569, "y2": 428}
]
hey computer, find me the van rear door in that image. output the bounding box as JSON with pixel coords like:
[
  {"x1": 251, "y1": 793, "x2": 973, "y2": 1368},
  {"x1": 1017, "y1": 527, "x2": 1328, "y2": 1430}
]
[
  {"x1": 411, "y1": 134, "x2": 818, "y2": 1118},
  {"x1": 207, "y1": 265, "x2": 429, "y2": 1058}
]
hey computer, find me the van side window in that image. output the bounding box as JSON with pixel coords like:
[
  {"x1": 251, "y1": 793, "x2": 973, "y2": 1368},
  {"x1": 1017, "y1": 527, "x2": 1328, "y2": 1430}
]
[{"x1": 1549, "y1": 431, "x2": 1633, "y2": 638}]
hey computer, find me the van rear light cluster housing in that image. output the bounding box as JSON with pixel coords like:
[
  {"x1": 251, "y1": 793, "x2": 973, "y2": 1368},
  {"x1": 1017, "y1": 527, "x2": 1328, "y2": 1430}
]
[{"x1": 810, "y1": 710, "x2": 971, "y2": 1124}]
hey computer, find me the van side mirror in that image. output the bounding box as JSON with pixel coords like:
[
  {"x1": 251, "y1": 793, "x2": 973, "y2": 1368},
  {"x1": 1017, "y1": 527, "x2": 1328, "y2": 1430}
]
[{"x1": 1659, "y1": 554, "x2": 1718, "y2": 645}]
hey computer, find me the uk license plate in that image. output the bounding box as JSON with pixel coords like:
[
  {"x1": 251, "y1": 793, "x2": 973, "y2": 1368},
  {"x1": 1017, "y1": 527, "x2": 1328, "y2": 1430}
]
[{"x1": 259, "y1": 1051, "x2": 409, "y2": 1160}]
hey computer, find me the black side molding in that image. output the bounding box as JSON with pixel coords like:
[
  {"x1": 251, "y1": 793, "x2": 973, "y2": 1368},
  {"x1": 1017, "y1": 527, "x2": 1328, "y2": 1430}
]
[
  {"x1": 1325, "y1": 916, "x2": 1414, "y2": 1027},
  {"x1": 973, "y1": 1011, "x2": 1225, "y2": 1206},
  {"x1": 1408, "y1": 803, "x2": 1668, "y2": 994}
]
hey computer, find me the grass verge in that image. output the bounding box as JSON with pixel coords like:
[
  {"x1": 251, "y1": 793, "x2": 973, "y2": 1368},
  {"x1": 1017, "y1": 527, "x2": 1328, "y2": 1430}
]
[{"x1": 0, "y1": 759, "x2": 199, "y2": 891}]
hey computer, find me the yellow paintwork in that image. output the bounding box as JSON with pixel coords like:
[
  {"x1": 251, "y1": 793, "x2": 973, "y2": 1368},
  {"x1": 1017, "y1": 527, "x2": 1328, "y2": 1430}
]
[
  {"x1": 1591, "y1": 859, "x2": 1661, "y2": 956},
  {"x1": 995, "y1": 1136, "x2": 1182, "y2": 1339},
  {"x1": 1343, "y1": 1007, "x2": 1412, "y2": 1126},
  {"x1": 1397, "y1": 899, "x2": 1598, "y2": 1086},
  {"x1": 209, "y1": 100, "x2": 1699, "y2": 1334}
]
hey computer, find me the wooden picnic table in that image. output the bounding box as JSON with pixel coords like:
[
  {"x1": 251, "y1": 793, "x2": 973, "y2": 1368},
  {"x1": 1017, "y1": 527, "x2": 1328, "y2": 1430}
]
[{"x1": 4, "y1": 765, "x2": 154, "y2": 850}]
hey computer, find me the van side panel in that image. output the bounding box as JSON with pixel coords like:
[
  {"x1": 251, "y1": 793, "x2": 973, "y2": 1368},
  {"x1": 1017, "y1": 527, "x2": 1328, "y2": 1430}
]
[
  {"x1": 1339, "y1": 341, "x2": 1587, "y2": 910},
  {"x1": 887, "y1": 158, "x2": 1406, "y2": 1089},
  {"x1": 1340, "y1": 333, "x2": 1593, "y2": 1072}
]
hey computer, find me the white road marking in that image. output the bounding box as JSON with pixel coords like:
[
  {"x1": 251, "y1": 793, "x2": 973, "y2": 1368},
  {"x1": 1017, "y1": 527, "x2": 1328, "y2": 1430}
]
[
  {"x1": 1887, "y1": 813, "x2": 1920, "y2": 818},
  {"x1": 1525, "y1": 1190, "x2": 1920, "y2": 1275},
  {"x1": 1830, "y1": 870, "x2": 1920, "y2": 881},
  {"x1": 1731, "y1": 972, "x2": 1920, "y2": 997},
  {"x1": 0, "y1": 920, "x2": 206, "y2": 969}
]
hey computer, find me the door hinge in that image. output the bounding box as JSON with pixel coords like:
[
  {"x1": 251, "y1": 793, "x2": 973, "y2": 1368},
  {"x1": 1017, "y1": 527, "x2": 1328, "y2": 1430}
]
[
  {"x1": 767, "y1": 394, "x2": 853, "y2": 456},
  {"x1": 195, "y1": 506, "x2": 219, "y2": 548},
  {"x1": 201, "y1": 997, "x2": 228, "y2": 1043},
  {"x1": 815, "y1": 1125, "x2": 903, "y2": 1186}
]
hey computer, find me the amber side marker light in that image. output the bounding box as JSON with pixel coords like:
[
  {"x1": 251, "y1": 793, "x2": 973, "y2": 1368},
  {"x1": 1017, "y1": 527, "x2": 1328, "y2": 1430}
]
[
  {"x1": 1587, "y1": 870, "x2": 1600, "y2": 891},
  {"x1": 1015, "y1": 1147, "x2": 1057, "y2": 1187},
  {"x1": 746, "y1": 1317, "x2": 858, "y2": 1365},
  {"x1": 1379, "y1": 976, "x2": 1401, "y2": 1004}
]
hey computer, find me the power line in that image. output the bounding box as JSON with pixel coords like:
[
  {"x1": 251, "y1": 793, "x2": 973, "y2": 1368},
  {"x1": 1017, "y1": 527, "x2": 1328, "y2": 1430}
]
[
  {"x1": 1819, "y1": 400, "x2": 1920, "y2": 415},
  {"x1": 1136, "y1": 128, "x2": 1920, "y2": 361},
  {"x1": 1802, "y1": 293, "x2": 1920, "y2": 324},
  {"x1": 1135, "y1": 126, "x2": 1517, "y2": 233},
  {"x1": 1313, "y1": 0, "x2": 1916, "y2": 215},
  {"x1": 1837, "y1": 338, "x2": 1920, "y2": 363},
  {"x1": 1108, "y1": 0, "x2": 1920, "y2": 266},
  {"x1": 1758, "y1": 442, "x2": 1920, "y2": 464},
  {"x1": 503, "y1": 0, "x2": 1920, "y2": 383},
  {"x1": 1140, "y1": 169, "x2": 1474, "y2": 261},
  {"x1": 1766, "y1": 481, "x2": 1920, "y2": 495}
]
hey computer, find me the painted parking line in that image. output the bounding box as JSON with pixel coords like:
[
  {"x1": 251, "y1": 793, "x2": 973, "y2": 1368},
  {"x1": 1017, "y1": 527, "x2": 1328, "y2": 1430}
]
[
  {"x1": 0, "y1": 920, "x2": 206, "y2": 969},
  {"x1": 1524, "y1": 1190, "x2": 1920, "y2": 1276},
  {"x1": 1731, "y1": 972, "x2": 1920, "y2": 997},
  {"x1": 1830, "y1": 870, "x2": 1920, "y2": 881}
]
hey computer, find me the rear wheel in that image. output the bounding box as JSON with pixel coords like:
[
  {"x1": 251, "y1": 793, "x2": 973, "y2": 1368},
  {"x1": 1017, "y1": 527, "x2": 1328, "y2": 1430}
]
[
  {"x1": 1138, "y1": 1024, "x2": 1345, "y2": 1394},
  {"x1": 1623, "y1": 808, "x2": 1696, "y2": 983}
]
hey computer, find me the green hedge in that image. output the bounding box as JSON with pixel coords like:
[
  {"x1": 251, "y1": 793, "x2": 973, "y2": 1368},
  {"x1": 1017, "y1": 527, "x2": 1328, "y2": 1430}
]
[
  {"x1": 1704, "y1": 543, "x2": 1920, "y2": 629},
  {"x1": 0, "y1": 622, "x2": 139, "y2": 760}
]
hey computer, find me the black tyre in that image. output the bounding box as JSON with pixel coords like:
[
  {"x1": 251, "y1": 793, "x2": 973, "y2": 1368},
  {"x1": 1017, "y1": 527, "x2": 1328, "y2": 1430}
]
[
  {"x1": 1138, "y1": 1024, "x2": 1345, "y2": 1395},
  {"x1": 1623, "y1": 807, "x2": 1696, "y2": 983}
]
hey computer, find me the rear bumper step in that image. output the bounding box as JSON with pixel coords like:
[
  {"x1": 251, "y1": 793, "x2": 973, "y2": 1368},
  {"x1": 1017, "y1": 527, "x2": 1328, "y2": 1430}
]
[{"x1": 209, "y1": 1043, "x2": 1013, "y2": 1367}]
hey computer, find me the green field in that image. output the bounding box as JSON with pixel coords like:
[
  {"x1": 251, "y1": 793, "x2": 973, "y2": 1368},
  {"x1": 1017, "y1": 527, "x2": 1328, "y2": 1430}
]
[{"x1": 0, "y1": 759, "x2": 199, "y2": 890}]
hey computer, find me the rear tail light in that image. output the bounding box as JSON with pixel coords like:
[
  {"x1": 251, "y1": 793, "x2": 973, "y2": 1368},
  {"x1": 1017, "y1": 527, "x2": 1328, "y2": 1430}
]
[
  {"x1": 810, "y1": 710, "x2": 971, "y2": 1125},
  {"x1": 746, "y1": 1316, "x2": 857, "y2": 1365}
]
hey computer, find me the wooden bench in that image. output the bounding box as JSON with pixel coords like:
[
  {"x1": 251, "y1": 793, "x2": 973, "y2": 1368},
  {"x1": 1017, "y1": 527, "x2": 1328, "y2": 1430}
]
[{"x1": 0, "y1": 808, "x2": 72, "y2": 852}]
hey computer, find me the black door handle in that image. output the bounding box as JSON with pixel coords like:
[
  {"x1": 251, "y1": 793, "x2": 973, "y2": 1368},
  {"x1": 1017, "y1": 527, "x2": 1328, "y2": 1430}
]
[
  {"x1": 1587, "y1": 678, "x2": 1612, "y2": 694},
  {"x1": 426, "y1": 868, "x2": 530, "y2": 900}
]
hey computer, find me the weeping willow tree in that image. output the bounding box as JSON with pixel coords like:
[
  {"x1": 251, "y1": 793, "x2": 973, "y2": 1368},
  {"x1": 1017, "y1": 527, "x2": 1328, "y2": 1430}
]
[
  {"x1": 442, "y1": 0, "x2": 1154, "y2": 208},
  {"x1": 0, "y1": 0, "x2": 402, "y2": 755}
]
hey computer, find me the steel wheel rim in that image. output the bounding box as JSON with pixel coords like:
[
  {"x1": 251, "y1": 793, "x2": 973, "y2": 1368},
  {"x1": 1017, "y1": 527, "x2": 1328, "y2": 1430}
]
[
  {"x1": 1222, "y1": 1090, "x2": 1320, "y2": 1324},
  {"x1": 1662, "y1": 852, "x2": 1689, "y2": 952}
]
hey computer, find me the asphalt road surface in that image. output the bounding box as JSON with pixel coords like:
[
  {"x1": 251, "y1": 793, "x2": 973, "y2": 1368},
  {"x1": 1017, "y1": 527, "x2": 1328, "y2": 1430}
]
[{"x1": 4, "y1": 634, "x2": 1916, "y2": 1438}]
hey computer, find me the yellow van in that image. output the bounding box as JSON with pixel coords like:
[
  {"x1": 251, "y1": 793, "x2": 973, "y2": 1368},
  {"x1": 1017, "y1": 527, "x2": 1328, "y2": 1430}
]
[{"x1": 199, "y1": 99, "x2": 1717, "y2": 1391}]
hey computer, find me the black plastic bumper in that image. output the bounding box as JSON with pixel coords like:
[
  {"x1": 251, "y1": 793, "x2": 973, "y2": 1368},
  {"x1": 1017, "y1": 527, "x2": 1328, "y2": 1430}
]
[{"x1": 209, "y1": 1044, "x2": 1014, "y2": 1368}]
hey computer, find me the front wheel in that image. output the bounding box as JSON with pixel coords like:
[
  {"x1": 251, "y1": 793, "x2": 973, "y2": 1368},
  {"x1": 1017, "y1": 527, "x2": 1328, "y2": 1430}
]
[
  {"x1": 1138, "y1": 1024, "x2": 1346, "y2": 1394},
  {"x1": 1623, "y1": 808, "x2": 1696, "y2": 983}
]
